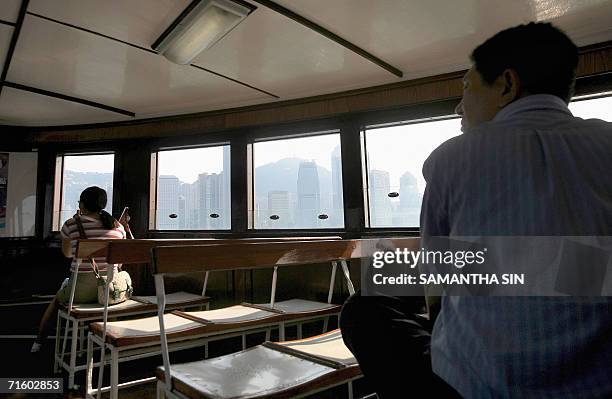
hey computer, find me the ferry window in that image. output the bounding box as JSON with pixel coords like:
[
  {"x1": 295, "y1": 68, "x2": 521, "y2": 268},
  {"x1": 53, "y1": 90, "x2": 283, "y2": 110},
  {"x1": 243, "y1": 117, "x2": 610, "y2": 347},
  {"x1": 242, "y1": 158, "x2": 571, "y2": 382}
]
[
  {"x1": 569, "y1": 93, "x2": 612, "y2": 121},
  {"x1": 53, "y1": 153, "x2": 115, "y2": 231},
  {"x1": 251, "y1": 132, "x2": 344, "y2": 229},
  {"x1": 363, "y1": 118, "x2": 461, "y2": 228},
  {"x1": 151, "y1": 145, "x2": 230, "y2": 230}
]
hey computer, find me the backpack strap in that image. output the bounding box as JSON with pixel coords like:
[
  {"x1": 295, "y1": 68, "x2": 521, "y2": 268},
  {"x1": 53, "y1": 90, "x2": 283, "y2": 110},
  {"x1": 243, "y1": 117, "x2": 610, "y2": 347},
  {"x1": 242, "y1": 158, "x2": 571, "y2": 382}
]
[{"x1": 74, "y1": 215, "x2": 101, "y2": 279}]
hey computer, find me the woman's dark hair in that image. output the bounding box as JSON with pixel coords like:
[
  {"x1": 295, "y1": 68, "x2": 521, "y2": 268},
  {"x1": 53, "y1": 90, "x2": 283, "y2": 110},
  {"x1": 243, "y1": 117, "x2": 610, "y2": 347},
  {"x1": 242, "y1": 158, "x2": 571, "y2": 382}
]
[
  {"x1": 79, "y1": 186, "x2": 116, "y2": 229},
  {"x1": 471, "y1": 22, "x2": 578, "y2": 102}
]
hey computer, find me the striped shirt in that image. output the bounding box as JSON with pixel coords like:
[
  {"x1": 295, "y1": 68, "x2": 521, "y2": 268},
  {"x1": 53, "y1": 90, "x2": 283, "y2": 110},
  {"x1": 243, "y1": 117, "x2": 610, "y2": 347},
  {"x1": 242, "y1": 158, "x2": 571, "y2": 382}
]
[
  {"x1": 422, "y1": 94, "x2": 612, "y2": 398},
  {"x1": 60, "y1": 215, "x2": 126, "y2": 273}
]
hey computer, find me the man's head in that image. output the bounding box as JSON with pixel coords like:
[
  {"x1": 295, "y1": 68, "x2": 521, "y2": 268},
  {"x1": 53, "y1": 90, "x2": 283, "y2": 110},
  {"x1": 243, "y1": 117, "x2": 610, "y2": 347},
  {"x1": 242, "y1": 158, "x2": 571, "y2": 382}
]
[{"x1": 456, "y1": 22, "x2": 578, "y2": 131}]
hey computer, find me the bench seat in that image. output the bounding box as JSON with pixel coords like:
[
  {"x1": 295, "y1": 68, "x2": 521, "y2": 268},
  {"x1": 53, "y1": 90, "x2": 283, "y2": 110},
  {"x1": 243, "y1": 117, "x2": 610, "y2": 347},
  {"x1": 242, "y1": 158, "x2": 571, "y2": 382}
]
[
  {"x1": 132, "y1": 291, "x2": 210, "y2": 308},
  {"x1": 60, "y1": 299, "x2": 157, "y2": 319},
  {"x1": 156, "y1": 329, "x2": 361, "y2": 399},
  {"x1": 60, "y1": 292, "x2": 210, "y2": 319},
  {"x1": 246, "y1": 298, "x2": 341, "y2": 321},
  {"x1": 90, "y1": 305, "x2": 284, "y2": 347}
]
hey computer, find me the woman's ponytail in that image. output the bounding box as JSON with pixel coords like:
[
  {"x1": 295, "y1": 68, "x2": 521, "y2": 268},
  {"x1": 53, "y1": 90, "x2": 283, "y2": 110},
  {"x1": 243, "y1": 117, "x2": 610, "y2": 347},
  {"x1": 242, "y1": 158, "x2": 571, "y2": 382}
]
[{"x1": 99, "y1": 209, "x2": 116, "y2": 230}]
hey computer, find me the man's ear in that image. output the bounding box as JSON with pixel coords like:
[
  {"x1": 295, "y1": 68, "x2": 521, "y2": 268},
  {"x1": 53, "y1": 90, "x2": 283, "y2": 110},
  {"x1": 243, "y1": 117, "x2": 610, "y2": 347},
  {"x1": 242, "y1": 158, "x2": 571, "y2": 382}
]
[{"x1": 499, "y1": 69, "x2": 521, "y2": 107}]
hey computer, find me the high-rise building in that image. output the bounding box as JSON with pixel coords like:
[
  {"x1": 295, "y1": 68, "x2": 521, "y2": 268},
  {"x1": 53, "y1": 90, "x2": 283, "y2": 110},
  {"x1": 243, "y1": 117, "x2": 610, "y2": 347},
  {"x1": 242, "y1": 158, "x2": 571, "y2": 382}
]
[
  {"x1": 297, "y1": 160, "x2": 320, "y2": 227},
  {"x1": 396, "y1": 171, "x2": 422, "y2": 226},
  {"x1": 197, "y1": 172, "x2": 225, "y2": 229},
  {"x1": 331, "y1": 145, "x2": 343, "y2": 225},
  {"x1": 268, "y1": 190, "x2": 291, "y2": 228},
  {"x1": 158, "y1": 175, "x2": 179, "y2": 229},
  {"x1": 369, "y1": 169, "x2": 392, "y2": 226},
  {"x1": 220, "y1": 146, "x2": 231, "y2": 227}
]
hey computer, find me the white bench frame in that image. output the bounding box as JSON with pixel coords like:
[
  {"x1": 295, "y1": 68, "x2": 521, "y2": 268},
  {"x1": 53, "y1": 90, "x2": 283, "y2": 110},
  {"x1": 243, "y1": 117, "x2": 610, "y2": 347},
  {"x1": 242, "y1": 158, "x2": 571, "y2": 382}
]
[
  {"x1": 55, "y1": 258, "x2": 209, "y2": 390},
  {"x1": 86, "y1": 258, "x2": 354, "y2": 399},
  {"x1": 154, "y1": 256, "x2": 356, "y2": 399}
]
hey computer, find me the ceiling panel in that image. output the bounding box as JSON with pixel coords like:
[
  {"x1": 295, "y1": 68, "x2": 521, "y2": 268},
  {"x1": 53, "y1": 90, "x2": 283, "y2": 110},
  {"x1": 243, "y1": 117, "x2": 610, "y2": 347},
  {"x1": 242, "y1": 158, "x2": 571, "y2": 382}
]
[
  {"x1": 192, "y1": 5, "x2": 397, "y2": 100},
  {"x1": 0, "y1": 25, "x2": 13, "y2": 73},
  {"x1": 28, "y1": 0, "x2": 190, "y2": 49},
  {"x1": 0, "y1": 86, "x2": 132, "y2": 126},
  {"x1": 7, "y1": 15, "x2": 274, "y2": 119},
  {"x1": 274, "y1": 0, "x2": 612, "y2": 80},
  {"x1": 0, "y1": 0, "x2": 22, "y2": 23}
]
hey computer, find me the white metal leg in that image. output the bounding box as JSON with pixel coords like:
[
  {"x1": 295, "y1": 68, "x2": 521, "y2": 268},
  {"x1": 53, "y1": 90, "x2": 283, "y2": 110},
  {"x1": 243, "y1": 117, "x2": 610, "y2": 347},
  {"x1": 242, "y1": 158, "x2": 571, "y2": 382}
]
[
  {"x1": 69, "y1": 318, "x2": 79, "y2": 388},
  {"x1": 53, "y1": 313, "x2": 61, "y2": 373},
  {"x1": 79, "y1": 323, "x2": 86, "y2": 357},
  {"x1": 59, "y1": 314, "x2": 70, "y2": 371},
  {"x1": 340, "y1": 260, "x2": 356, "y2": 295},
  {"x1": 322, "y1": 316, "x2": 329, "y2": 333},
  {"x1": 348, "y1": 381, "x2": 354, "y2": 399},
  {"x1": 110, "y1": 348, "x2": 119, "y2": 399},
  {"x1": 242, "y1": 334, "x2": 247, "y2": 350},
  {"x1": 265, "y1": 329, "x2": 271, "y2": 341},
  {"x1": 297, "y1": 323, "x2": 303, "y2": 339},
  {"x1": 86, "y1": 334, "x2": 93, "y2": 397}
]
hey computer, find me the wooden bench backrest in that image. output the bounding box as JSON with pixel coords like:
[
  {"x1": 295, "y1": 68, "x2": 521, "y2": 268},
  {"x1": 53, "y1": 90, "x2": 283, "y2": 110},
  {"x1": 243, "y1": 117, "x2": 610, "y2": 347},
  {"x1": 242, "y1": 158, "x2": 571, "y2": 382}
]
[
  {"x1": 105, "y1": 237, "x2": 342, "y2": 264},
  {"x1": 75, "y1": 239, "x2": 109, "y2": 259},
  {"x1": 151, "y1": 237, "x2": 420, "y2": 274}
]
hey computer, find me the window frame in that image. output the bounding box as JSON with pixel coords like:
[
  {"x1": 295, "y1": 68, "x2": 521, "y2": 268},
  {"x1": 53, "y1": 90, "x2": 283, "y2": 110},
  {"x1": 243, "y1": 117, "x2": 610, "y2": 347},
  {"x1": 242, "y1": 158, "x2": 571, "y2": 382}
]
[
  {"x1": 149, "y1": 141, "x2": 232, "y2": 232},
  {"x1": 361, "y1": 114, "x2": 462, "y2": 231},
  {"x1": 248, "y1": 128, "x2": 345, "y2": 231},
  {"x1": 52, "y1": 151, "x2": 116, "y2": 231}
]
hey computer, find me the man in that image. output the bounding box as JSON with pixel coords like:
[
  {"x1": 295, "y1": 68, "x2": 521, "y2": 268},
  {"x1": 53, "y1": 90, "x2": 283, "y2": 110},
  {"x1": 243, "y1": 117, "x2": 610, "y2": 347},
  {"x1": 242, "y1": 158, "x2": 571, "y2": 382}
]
[{"x1": 340, "y1": 22, "x2": 612, "y2": 398}]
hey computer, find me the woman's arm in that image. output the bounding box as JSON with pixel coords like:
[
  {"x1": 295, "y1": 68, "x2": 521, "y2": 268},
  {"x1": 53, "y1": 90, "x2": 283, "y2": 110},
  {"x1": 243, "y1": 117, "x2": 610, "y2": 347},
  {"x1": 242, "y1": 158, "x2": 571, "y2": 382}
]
[{"x1": 61, "y1": 236, "x2": 73, "y2": 258}]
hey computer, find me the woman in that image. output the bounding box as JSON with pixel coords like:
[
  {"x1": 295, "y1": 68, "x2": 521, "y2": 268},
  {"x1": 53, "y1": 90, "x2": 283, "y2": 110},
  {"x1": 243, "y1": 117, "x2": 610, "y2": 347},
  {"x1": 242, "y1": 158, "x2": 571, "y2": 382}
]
[{"x1": 31, "y1": 186, "x2": 127, "y2": 352}]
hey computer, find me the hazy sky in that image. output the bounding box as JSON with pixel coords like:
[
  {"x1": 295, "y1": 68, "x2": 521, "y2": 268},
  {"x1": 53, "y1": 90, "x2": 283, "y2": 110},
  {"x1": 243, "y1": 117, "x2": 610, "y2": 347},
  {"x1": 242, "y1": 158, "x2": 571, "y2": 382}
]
[
  {"x1": 63, "y1": 153, "x2": 114, "y2": 173},
  {"x1": 158, "y1": 146, "x2": 225, "y2": 183},
  {"x1": 62, "y1": 95, "x2": 612, "y2": 191},
  {"x1": 253, "y1": 134, "x2": 340, "y2": 170}
]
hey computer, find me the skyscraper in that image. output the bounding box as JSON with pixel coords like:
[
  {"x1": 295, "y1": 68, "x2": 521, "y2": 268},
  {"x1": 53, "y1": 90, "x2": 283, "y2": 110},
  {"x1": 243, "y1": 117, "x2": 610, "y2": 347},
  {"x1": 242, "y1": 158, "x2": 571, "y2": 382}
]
[
  {"x1": 297, "y1": 160, "x2": 320, "y2": 227},
  {"x1": 369, "y1": 169, "x2": 392, "y2": 226},
  {"x1": 331, "y1": 145, "x2": 343, "y2": 226},
  {"x1": 158, "y1": 175, "x2": 179, "y2": 229},
  {"x1": 398, "y1": 171, "x2": 422, "y2": 226},
  {"x1": 268, "y1": 190, "x2": 291, "y2": 228}
]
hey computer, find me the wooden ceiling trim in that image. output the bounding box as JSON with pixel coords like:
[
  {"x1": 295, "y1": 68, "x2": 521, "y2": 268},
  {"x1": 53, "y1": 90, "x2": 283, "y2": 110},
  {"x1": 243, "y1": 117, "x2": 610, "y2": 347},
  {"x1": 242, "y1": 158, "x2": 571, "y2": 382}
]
[
  {"x1": 251, "y1": 0, "x2": 403, "y2": 78},
  {"x1": 28, "y1": 41, "x2": 612, "y2": 144},
  {"x1": 0, "y1": 0, "x2": 29, "y2": 98}
]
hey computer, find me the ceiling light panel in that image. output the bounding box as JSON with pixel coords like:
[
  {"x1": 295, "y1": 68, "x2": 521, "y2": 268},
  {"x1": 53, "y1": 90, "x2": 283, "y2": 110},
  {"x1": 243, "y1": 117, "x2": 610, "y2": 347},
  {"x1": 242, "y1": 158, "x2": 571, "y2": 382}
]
[
  {"x1": 7, "y1": 15, "x2": 273, "y2": 119},
  {"x1": 153, "y1": 0, "x2": 253, "y2": 64},
  {"x1": 191, "y1": 5, "x2": 393, "y2": 99}
]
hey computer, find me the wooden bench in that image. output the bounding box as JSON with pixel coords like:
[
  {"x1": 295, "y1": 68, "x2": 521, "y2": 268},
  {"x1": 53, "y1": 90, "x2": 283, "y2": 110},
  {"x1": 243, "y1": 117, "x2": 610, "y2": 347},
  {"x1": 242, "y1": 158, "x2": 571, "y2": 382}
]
[
  {"x1": 152, "y1": 238, "x2": 418, "y2": 399},
  {"x1": 60, "y1": 237, "x2": 339, "y2": 391},
  {"x1": 85, "y1": 237, "x2": 344, "y2": 399},
  {"x1": 156, "y1": 329, "x2": 361, "y2": 399}
]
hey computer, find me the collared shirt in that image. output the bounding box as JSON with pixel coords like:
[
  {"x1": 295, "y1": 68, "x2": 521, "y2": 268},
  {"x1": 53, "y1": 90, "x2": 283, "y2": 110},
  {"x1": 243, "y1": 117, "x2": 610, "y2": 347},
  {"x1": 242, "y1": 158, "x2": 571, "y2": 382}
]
[{"x1": 421, "y1": 94, "x2": 612, "y2": 398}]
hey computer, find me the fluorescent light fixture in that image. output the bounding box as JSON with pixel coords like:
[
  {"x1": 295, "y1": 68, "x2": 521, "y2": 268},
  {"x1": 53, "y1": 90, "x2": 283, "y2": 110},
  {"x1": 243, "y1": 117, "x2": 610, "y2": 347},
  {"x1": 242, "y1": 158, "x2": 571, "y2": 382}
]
[{"x1": 153, "y1": 0, "x2": 254, "y2": 65}]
